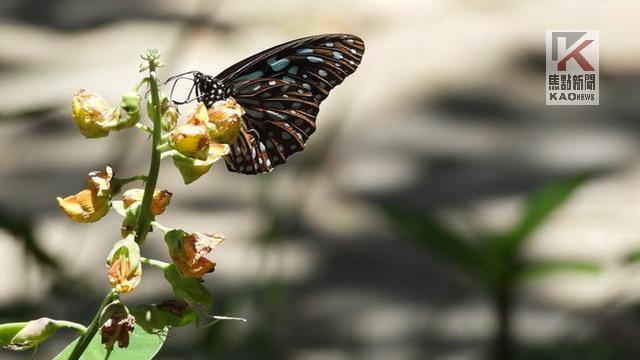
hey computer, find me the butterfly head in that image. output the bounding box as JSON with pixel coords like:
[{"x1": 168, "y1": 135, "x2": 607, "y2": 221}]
[{"x1": 193, "y1": 73, "x2": 227, "y2": 107}]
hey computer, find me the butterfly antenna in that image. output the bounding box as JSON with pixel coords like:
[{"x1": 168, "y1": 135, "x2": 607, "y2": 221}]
[
  {"x1": 163, "y1": 70, "x2": 197, "y2": 85},
  {"x1": 170, "y1": 78, "x2": 198, "y2": 105}
]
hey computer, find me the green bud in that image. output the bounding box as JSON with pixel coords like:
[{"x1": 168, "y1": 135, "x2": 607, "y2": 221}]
[
  {"x1": 120, "y1": 201, "x2": 141, "y2": 239},
  {"x1": 114, "y1": 91, "x2": 142, "y2": 130},
  {"x1": 163, "y1": 264, "x2": 213, "y2": 309},
  {"x1": 0, "y1": 318, "x2": 84, "y2": 351}
]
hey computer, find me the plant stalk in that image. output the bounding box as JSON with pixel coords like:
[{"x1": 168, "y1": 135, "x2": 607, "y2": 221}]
[
  {"x1": 134, "y1": 59, "x2": 164, "y2": 244},
  {"x1": 492, "y1": 285, "x2": 513, "y2": 360},
  {"x1": 66, "y1": 290, "x2": 118, "y2": 360}
]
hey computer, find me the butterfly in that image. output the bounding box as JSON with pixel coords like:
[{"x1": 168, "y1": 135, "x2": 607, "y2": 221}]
[{"x1": 167, "y1": 33, "x2": 365, "y2": 175}]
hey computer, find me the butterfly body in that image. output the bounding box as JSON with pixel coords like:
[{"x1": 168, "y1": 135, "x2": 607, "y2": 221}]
[
  {"x1": 181, "y1": 33, "x2": 364, "y2": 175},
  {"x1": 193, "y1": 72, "x2": 228, "y2": 106}
]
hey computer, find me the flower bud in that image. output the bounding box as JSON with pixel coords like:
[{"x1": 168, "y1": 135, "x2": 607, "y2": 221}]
[
  {"x1": 57, "y1": 166, "x2": 113, "y2": 223},
  {"x1": 71, "y1": 89, "x2": 114, "y2": 138},
  {"x1": 71, "y1": 89, "x2": 141, "y2": 138},
  {"x1": 123, "y1": 188, "x2": 172, "y2": 216},
  {"x1": 114, "y1": 91, "x2": 142, "y2": 130},
  {"x1": 0, "y1": 318, "x2": 81, "y2": 351},
  {"x1": 165, "y1": 229, "x2": 224, "y2": 278},
  {"x1": 206, "y1": 98, "x2": 244, "y2": 144},
  {"x1": 107, "y1": 237, "x2": 142, "y2": 294},
  {"x1": 169, "y1": 124, "x2": 210, "y2": 160},
  {"x1": 100, "y1": 307, "x2": 135, "y2": 351},
  {"x1": 120, "y1": 201, "x2": 140, "y2": 239},
  {"x1": 171, "y1": 143, "x2": 229, "y2": 184}
]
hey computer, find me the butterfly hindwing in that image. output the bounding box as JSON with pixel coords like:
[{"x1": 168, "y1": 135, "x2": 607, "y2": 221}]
[{"x1": 224, "y1": 78, "x2": 318, "y2": 174}]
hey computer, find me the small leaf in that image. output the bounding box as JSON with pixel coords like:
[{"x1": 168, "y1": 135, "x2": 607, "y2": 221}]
[
  {"x1": 518, "y1": 260, "x2": 601, "y2": 281},
  {"x1": 378, "y1": 205, "x2": 481, "y2": 276},
  {"x1": 163, "y1": 264, "x2": 213, "y2": 309},
  {"x1": 52, "y1": 325, "x2": 166, "y2": 360},
  {"x1": 489, "y1": 173, "x2": 592, "y2": 263}
]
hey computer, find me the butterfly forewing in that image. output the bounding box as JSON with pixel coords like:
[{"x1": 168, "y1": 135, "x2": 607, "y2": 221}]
[{"x1": 193, "y1": 33, "x2": 364, "y2": 174}]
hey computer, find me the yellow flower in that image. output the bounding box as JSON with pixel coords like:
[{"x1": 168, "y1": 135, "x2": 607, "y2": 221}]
[
  {"x1": 165, "y1": 230, "x2": 224, "y2": 278},
  {"x1": 171, "y1": 143, "x2": 229, "y2": 184},
  {"x1": 106, "y1": 238, "x2": 142, "y2": 294},
  {"x1": 169, "y1": 124, "x2": 210, "y2": 160},
  {"x1": 122, "y1": 189, "x2": 172, "y2": 215},
  {"x1": 185, "y1": 102, "x2": 210, "y2": 126},
  {"x1": 71, "y1": 90, "x2": 140, "y2": 138},
  {"x1": 206, "y1": 98, "x2": 244, "y2": 144},
  {"x1": 71, "y1": 90, "x2": 114, "y2": 138},
  {"x1": 57, "y1": 166, "x2": 113, "y2": 223}
]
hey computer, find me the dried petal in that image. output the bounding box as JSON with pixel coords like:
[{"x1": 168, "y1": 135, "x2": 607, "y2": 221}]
[
  {"x1": 206, "y1": 98, "x2": 244, "y2": 144},
  {"x1": 166, "y1": 230, "x2": 224, "y2": 278},
  {"x1": 57, "y1": 166, "x2": 112, "y2": 223},
  {"x1": 101, "y1": 312, "x2": 135, "y2": 350},
  {"x1": 123, "y1": 188, "x2": 172, "y2": 215}
]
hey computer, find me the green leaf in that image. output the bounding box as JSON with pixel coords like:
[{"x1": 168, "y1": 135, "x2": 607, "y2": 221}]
[
  {"x1": 490, "y1": 173, "x2": 592, "y2": 263},
  {"x1": 53, "y1": 325, "x2": 166, "y2": 360},
  {"x1": 624, "y1": 249, "x2": 640, "y2": 264},
  {"x1": 379, "y1": 205, "x2": 481, "y2": 275},
  {"x1": 163, "y1": 265, "x2": 213, "y2": 309},
  {"x1": 518, "y1": 260, "x2": 601, "y2": 281},
  {"x1": 131, "y1": 300, "x2": 197, "y2": 334}
]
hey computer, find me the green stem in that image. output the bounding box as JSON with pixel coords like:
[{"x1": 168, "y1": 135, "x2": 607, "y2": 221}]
[
  {"x1": 161, "y1": 150, "x2": 178, "y2": 159},
  {"x1": 150, "y1": 221, "x2": 172, "y2": 234},
  {"x1": 66, "y1": 290, "x2": 118, "y2": 360},
  {"x1": 111, "y1": 175, "x2": 146, "y2": 194},
  {"x1": 134, "y1": 59, "x2": 164, "y2": 244},
  {"x1": 140, "y1": 257, "x2": 170, "y2": 269},
  {"x1": 156, "y1": 142, "x2": 171, "y2": 152},
  {"x1": 52, "y1": 321, "x2": 87, "y2": 334}
]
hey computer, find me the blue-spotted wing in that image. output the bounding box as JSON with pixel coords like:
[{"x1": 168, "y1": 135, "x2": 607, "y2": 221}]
[{"x1": 179, "y1": 33, "x2": 365, "y2": 175}]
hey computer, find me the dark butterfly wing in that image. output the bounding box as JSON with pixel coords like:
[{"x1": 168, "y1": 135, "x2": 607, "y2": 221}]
[
  {"x1": 218, "y1": 33, "x2": 365, "y2": 104},
  {"x1": 201, "y1": 33, "x2": 364, "y2": 174},
  {"x1": 225, "y1": 78, "x2": 318, "y2": 174}
]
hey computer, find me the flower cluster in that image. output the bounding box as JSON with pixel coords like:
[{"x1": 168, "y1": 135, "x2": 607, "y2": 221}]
[
  {"x1": 3, "y1": 50, "x2": 246, "y2": 357},
  {"x1": 169, "y1": 100, "x2": 244, "y2": 184}
]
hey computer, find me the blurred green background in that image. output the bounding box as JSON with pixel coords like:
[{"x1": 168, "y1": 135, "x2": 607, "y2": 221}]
[{"x1": 1, "y1": 0, "x2": 640, "y2": 359}]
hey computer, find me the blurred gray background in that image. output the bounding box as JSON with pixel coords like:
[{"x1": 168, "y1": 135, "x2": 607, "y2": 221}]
[{"x1": 1, "y1": 0, "x2": 640, "y2": 359}]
